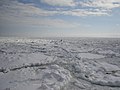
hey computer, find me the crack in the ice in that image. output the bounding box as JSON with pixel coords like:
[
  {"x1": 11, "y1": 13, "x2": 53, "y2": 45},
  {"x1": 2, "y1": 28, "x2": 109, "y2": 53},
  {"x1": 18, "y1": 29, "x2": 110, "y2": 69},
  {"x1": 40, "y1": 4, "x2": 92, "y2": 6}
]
[{"x1": 0, "y1": 62, "x2": 55, "y2": 74}]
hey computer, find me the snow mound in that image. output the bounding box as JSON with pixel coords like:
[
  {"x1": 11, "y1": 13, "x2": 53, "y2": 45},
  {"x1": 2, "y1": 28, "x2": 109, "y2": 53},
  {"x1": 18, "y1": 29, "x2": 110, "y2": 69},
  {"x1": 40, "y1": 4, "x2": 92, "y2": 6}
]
[
  {"x1": 78, "y1": 53, "x2": 105, "y2": 59},
  {"x1": 0, "y1": 64, "x2": 72, "y2": 90},
  {"x1": 71, "y1": 59, "x2": 120, "y2": 87}
]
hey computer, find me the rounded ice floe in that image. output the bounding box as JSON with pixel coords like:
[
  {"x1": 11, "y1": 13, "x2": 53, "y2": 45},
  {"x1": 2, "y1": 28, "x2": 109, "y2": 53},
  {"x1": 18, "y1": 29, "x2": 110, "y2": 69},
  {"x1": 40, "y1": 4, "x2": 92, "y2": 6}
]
[
  {"x1": 92, "y1": 49, "x2": 120, "y2": 57},
  {"x1": 77, "y1": 53, "x2": 105, "y2": 59},
  {"x1": 0, "y1": 64, "x2": 72, "y2": 90},
  {"x1": 71, "y1": 59, "x2": 120, "y2": 87}
]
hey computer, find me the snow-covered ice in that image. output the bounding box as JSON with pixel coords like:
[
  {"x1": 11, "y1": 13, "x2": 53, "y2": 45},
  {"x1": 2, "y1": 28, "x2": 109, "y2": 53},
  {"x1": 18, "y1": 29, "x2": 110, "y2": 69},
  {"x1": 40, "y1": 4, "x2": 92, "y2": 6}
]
[
  {"x1": 0, "y1": 37, "x2": 120, "y2": 90},
  {"x1": 77, "y1": 53, "x2": 105, "y2": 59}
]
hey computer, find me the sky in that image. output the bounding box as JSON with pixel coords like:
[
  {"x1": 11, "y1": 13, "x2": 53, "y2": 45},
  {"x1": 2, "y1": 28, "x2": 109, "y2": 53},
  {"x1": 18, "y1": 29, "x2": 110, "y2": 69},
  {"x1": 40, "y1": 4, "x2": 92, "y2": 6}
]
[{"x1": 0, "y1": 0, "x2": 120, "y2": 37}]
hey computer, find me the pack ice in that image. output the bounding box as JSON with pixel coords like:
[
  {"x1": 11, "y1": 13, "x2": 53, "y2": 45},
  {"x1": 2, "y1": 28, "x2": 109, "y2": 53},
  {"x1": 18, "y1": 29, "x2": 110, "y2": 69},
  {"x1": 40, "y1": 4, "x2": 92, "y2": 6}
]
[{"x1": 0, "y1": 37, "x2": 120, "y2": 90}]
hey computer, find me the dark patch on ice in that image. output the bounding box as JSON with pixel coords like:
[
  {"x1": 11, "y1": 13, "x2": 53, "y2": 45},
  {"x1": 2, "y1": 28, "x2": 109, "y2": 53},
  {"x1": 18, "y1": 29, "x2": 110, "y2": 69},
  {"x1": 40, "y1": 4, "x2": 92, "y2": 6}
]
[
  {"x1": 0, "y1": 62, "x2": 55, "y2": 74},
  {"x1": 0, "y1": 67, "x2": 8, "y2": 73},
  {"x1": 52, "y1": 72, "x2": 64, "y2": 82}
]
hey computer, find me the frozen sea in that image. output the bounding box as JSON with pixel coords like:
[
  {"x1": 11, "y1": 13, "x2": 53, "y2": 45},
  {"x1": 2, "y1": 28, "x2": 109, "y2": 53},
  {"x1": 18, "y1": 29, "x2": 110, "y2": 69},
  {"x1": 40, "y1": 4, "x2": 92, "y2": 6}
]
[{"x1": 0, "y1": 37, "x2": 120, "y2": 90}]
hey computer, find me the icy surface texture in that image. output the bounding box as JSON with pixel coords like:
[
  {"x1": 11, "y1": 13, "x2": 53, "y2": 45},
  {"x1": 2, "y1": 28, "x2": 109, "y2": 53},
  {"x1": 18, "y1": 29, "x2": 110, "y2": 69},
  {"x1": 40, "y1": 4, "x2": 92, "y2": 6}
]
[{"x1": 0, "y1": 37, "x2": 120, "y2": 90}]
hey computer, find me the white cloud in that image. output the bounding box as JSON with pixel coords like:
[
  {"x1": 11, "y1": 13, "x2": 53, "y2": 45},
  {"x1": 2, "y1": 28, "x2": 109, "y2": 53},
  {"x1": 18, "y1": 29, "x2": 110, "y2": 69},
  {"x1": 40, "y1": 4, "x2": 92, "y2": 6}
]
[
  {"x1": 0, "y1": 0, "x2": 58, "y2": 17},
  {"x1": 1, "y1": 0, "x2": 120, "y2": 20},
  {"x1": 0, "y1": 0, "x2": 120, "y2": 37},
  {"x1": 79, "y1": 0, "x2": 120, "y2": 9},
  {"x1": 0, "y1": 0, "x2": 110, "y2": 19},
  {"x1": 0, "y1": 8, "x2": 79, "y2": 29},
  {"x1": 0, "y1": 0, "x2": 82, "y2": 29},
  {"x1": 0, "y1": 0, "x2": 120, "y2": 19},
  {"x1": 61, "y1": 9, "x2": 109, "y2": 16},
  {"x1": 40, "y1": 0, "x2": 75, "y2": 6}
]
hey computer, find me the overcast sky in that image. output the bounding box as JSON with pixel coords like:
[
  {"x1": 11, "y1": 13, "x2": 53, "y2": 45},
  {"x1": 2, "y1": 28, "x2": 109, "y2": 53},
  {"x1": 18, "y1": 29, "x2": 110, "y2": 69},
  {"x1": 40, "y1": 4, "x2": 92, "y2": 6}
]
[{"x1": 0, "y1": 0, "x2": 120, "y2": 37}]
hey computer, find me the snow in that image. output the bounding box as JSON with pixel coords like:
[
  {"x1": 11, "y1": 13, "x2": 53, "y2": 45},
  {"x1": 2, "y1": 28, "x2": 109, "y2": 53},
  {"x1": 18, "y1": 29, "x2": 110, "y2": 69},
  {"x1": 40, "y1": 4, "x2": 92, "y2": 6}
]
[
  {"x1": 0, "y1": 37, "x2": 120, "y2": 90},
  {"x1": 0, "y1": 64, "x2": 72, "y2": 90},
  {"x1": 78, "y1": 53, "x2": 105, "y2": 59}
]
